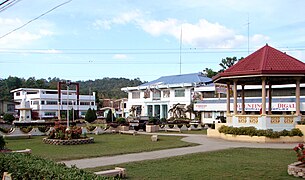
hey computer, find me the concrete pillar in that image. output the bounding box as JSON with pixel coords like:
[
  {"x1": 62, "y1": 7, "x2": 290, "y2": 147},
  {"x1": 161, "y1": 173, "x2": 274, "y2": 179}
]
[
  {"x1": 268, "y1": 84, "x2": 272, "y2": 115},
  {"x1": 261, "y1": 77, "x2": 266, "y2": 115},
  {"x1": 296, "y1": 78, "x2": 301, "y2": 116},
  {"x1": 233, "y1": 80, "x2": 238, "y2": 115},
  {"x1": 241, "y1": 84, "x2": 245, "y2": 115},
  {"x1": 226, "y1": 83, "x2": 231, "y2": 115}
]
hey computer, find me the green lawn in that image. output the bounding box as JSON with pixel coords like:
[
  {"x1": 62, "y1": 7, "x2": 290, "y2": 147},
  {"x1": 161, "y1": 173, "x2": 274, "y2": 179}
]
[
  {"x1": 87, "y1": 148, "x2": 297, "y2": 180},
  {"x1": 5, "y1": 134, "x2": 196, "y2": 161}
]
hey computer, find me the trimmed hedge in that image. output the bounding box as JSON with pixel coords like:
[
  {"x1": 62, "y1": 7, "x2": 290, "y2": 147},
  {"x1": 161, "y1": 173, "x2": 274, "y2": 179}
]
[
  {"x1": 0, "y1": 153, "x2": 113, "y2": 180},
  {"x1": 218, "y1": 125, "x2": 303, "y2": 139}
]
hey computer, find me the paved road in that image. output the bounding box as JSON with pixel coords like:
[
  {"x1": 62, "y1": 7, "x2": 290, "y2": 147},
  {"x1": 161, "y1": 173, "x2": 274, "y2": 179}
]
[{"x1": 62, "y1": 132, "x2": 296, "y2": 169}]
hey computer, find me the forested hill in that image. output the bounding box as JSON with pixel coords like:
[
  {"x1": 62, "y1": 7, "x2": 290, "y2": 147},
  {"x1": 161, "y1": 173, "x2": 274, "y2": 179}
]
[{"x1": 0, "y1": 76, "x2": 146, "y2": 101}]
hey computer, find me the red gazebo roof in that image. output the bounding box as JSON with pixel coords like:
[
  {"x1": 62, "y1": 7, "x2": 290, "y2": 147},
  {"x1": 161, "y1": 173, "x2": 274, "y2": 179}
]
[{"x1": 213, "y1": 44, "x2": 305, "y2": 84}]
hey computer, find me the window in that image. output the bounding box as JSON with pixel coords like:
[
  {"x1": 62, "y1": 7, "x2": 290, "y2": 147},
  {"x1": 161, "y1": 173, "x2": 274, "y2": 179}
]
[
  {"x1": 204, "y1": 112, "x2": 212, "y2": 118},
  {"x1": 175, "y1": 89, "x2": 185, "y2": 97},
  {"x1": 80, "y1": 102, "x2": 90, "y2": 105},
  {"x1": 41, "y1": 101, "x2": 45, "y2": 105},
  {"x1": 7, "y1": 104, "x2": 15, "y2": 112},
  {"x1": 33, "y1": 101, "x2": 39, "y2": 105},
  {"x1": 16, "y1": 92, "x2": 20, "y2": 96},
  {"x1": 132, "y1": 91, "x2": 140, "y2": 99},
  {"x1": 46, "y1": 101, "x2": 57, "y2": 105},
  {"x1": 163, "y1": 90, "x2": 170, "y2": 98},
  {"x1": 152, "y1": 89, "x2": 161, "y2": 100},
  {"x1": 45, "y1": 112, "x2": 56, "y2": 116}
]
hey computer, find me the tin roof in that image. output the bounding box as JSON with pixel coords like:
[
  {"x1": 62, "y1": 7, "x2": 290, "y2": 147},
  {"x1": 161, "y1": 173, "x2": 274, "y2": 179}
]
[{"x1": 140, "y1": 72, "x2": 212, "y2": 87}]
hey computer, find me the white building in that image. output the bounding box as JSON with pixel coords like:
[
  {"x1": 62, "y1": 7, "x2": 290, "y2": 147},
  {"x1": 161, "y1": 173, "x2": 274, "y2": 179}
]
[
  {"x1": 11, "y1": 88, "x2": 96, "y2": 119},
  {"x1": 121, "y1": 72, "x2": 212, "y2": 119}
]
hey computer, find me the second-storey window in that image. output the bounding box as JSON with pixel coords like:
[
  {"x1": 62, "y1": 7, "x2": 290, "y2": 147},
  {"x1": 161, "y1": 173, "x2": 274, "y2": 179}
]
[
  {"x1": 175, "y1": 89, "x2": 185, "y2": 97},
  {"x1": 132, "y1": 91, "x2": 140, "y2": 99}
]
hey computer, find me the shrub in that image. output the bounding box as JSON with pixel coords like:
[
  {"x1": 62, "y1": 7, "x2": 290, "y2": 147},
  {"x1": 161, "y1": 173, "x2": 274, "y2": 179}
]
[
  {"x1": 0, "y1": 127, "x2": 12, "y2": 134},
  {"x1": 38, "y1": 126, "x2": 50, "y2": 133},
  {"x1": 148, "y1": 116, "x2": 159, "y2": 125},
  {"x1": 0, "y1": 136, "x2": 6, "y2": 150},
  {"x1": 218, "y1": 125, "x2": 303, "y2": 138},
  {"x1": 290, "y1": 128, "x2": 303, "y2": 137},
  {"x1": 0, "y1": 153, "x2": 109, "y2": 180},
  {"x1": 3, "y1": 114, "x2": 15, "y2": 123},
  {"x1": 20, "y1": 126, "x2": 33, "y2": 133},
  {"x1": 116, "y1": 117, "x2": 128, "y2": 125},
  {"x1": 85, "y1": 108, "x2": 96, "y2": 123}
]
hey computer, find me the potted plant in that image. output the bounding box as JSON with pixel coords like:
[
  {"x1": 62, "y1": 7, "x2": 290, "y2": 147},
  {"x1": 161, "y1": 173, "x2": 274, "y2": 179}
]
[
  {"x1": 117, "y1": 117, "x2": 129, "y2": 131},
  {"x1": 146, "y1": 116, "x2": 159, "y2": 133}
]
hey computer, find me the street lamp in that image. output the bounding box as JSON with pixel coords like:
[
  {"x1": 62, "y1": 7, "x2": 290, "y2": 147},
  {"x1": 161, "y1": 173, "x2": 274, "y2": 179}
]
[{"x1": 66, "y1": 80, "x2": 71, "y2": 131}]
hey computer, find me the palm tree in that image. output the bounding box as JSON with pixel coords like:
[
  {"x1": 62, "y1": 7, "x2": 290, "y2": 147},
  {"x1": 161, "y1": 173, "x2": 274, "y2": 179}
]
[
  {"x1": 185, "y1": 104, "x2": 194, "y2": 120},
  {"x1": 129, "y1": 106, "x2": 136, "y2": 117},
  {"x1": 168, "y1": 103, "x2": 186, "y2": 119}
]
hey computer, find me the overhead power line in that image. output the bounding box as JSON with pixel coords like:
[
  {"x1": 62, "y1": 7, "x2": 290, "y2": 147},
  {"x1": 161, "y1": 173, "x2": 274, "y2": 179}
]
[
  {"x1": 0, "y1": 0, "x2": 22, "y2": 13},
  {"x1": 0, "y1": 0, "x2": 72, "y2": 40}
]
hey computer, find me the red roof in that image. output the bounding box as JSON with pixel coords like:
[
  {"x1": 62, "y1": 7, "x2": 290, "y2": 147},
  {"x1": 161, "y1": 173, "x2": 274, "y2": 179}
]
[{"x1": 213, "y1": 44, "x2": 305, "y2": 82}]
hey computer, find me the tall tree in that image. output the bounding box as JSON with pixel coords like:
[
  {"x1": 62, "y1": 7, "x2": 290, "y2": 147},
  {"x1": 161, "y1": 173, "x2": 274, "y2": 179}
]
[
  {"x1": 204, "y1": 68, "x2": 217, "y2": 78},
  {"x1": 219, "y1": 57, "x2": 243, "y2": 72}
]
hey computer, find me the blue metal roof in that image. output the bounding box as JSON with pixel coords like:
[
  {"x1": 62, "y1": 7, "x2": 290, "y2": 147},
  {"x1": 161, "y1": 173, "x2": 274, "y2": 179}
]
[{"x1": 140, "y1": 73, "x2": 212, "y2": 87}]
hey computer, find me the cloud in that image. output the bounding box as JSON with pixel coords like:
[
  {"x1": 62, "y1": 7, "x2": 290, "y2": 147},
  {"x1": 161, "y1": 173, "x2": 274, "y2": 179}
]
[
  {"x1": 93, "y1": 11, "x2": 269, "y2": 48},
  {"x1": 113, "y1": 54, "x2": 128, "y2": 60},
  {"x1": 0, "y1": 18, "x2": 55, "y2": 48},
  {"x1": 138, "y1": 18, "x2": 269, "y2": 48},
  {"x1": 93, "y1": 10, "x2": 142, "y2": 30}
]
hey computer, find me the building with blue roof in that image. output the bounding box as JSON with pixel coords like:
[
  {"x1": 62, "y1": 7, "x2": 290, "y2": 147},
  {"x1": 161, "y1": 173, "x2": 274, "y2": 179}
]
[{"x1": 121, "y1": 72, "x2": 212, "y2": 119}]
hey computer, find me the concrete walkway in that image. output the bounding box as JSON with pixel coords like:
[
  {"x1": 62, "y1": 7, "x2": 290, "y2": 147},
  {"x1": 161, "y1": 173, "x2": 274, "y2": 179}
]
[{"x1": 62, "y1": 132, "x2": 296, "y2": 169}]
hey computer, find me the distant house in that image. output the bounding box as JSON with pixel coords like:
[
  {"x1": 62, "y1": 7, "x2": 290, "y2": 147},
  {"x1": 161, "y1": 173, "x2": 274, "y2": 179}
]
[
  {"x1": 121, "y1": 72, "x2": 212, "y2": 119},
  {"x1": 99, "y1": 98, "x2": 127, "y2": 118},
  {"x1": 0, "y1": 100, "x2": 16, "y2": 115}
]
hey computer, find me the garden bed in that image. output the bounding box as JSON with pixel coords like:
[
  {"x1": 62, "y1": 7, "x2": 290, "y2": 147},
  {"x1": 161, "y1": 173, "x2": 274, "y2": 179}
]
[{"x1": 42, "y1": 137, "x2": 94, "y2": 145}]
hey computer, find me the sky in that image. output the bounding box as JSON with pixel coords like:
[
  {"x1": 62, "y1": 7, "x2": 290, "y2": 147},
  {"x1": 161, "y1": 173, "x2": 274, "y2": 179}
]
[{"x1": 1, "y1": 0, "x2": 305, "y2": 82}]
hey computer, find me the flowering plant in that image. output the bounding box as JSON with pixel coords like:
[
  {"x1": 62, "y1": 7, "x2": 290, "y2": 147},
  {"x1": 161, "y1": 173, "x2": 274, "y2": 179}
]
[
  {"x1": 294, "y1": 143, "x2": 305, "y2": 162},
  {"x1": 48, "y1": 121, "x2": 83, "y2": 140}
]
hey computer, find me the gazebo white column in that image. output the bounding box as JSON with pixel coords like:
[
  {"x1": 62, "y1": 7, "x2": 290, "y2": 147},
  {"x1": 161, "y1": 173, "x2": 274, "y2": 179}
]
[
  {"x1": 233, "y1": 80, "x2": 238, "y2": 115},
  {"x1": 261, "y1": 77, "x2": 266, "y2": 115},
  {"x1": 241, "y1": 84, "x2": 245, "y2": 115},
  {"x1": 268, "y1": 84, "x2": 272, "y2": 115},
  {"x1": 226, "y1": 83, "x2": 231, "y2": 115},
  {"x1": 296, "y1": 78, "x2": 301, "y2": 116}
]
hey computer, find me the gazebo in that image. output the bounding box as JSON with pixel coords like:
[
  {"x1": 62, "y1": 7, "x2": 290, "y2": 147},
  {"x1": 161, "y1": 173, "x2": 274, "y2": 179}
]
[{"x1": 213, "y1": 44, "x2": 305, "y2": 131}]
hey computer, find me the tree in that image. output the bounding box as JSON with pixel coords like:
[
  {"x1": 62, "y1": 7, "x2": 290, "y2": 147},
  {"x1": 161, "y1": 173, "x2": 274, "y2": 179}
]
[
  {"x1": 185, "y1": 104, "x2": 194, "y2": 120},
  {"x1": 85, "y1": 108, "x2": 96, "y2": 123},
  {"x1": 3, "y1": 113, "x2": 15, "y2": 123},
  {"x1": 106, "y1": 109, "x2": 116, "y2": 123},
  {"x1": 0, "y1": 136, "x2": 6, "y2": 150},
  {"x1": 204, "y1": 68, "x2": 217, "y2": 78},
  {"x1": 168, "y1": 103, "x2": 186, "y2": 119},
  {"x1": 219, "y1": 57, "x2": 243, "y2": 72}
]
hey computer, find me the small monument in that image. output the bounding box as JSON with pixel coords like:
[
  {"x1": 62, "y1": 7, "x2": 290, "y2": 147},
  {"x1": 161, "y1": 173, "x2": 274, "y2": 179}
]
[{"x1": 17, "y1": 96, "x2": 32, "y2": 122}]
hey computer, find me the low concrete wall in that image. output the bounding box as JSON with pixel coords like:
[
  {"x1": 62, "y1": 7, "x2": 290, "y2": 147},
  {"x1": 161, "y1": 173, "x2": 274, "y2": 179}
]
[
  {"x1": 219, "y1": 133, "x2": 303, "y2": 143},
  {"x1": 207, "y1": 123, "x2": 304, "y2": 143}
]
